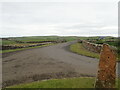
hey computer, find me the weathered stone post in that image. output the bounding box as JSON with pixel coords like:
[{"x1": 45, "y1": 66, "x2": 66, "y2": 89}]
[{"x1": 95, "y1": 44, "x2": 116, "y2": 88}]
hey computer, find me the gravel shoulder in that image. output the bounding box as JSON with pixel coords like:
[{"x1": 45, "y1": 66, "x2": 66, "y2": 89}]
[{"x1": 2, "y1": 41, "x2": 99, "y2": 87}]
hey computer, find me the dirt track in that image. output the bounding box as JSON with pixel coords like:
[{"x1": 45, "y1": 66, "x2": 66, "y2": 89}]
[{"x1": 2, "y1": 41, "x2": 99, "y2": 87}]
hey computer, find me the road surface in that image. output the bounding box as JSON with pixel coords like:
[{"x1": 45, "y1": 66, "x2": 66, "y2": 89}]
[{"x1": 2, "y1": 41, "x2": 100, "y2": 87}]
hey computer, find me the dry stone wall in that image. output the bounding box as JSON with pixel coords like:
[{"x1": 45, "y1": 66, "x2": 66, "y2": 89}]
[
  {"x1": 81, "y1": 40, "x2": 117, "y2": 54},
  {"x1": 1, "y1": 42, "x2": 51, "y2": 50},
  {"x1": 82, "y1": 40, "x2": 102, "y2": 53}
]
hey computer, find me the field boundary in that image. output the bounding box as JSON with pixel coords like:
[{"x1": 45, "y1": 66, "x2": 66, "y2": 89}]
[{"x1": 1, "y1": 43, "x2": 56, "y2": 54}]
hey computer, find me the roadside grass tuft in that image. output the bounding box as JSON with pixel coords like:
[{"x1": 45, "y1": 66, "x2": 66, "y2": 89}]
[{"x1": 70, "y1": 43, "x2": 99, "y2": 59}]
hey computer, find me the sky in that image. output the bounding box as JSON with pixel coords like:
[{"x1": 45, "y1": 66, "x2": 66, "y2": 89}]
[{"x1": 0, "y1": 0, "x2": 119, "y2": 37}]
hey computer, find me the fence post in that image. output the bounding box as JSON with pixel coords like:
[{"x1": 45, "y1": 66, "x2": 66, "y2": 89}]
[{"x1": 95, "y1": 44, "x2": 116, "y2": 88}]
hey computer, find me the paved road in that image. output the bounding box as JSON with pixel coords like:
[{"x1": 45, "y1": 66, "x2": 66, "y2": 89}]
[{"x1": 2, "y1": 41, "x2": 99, "y2": 87}]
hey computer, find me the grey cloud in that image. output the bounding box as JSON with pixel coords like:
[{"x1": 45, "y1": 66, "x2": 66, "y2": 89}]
[
  {"x1": 0, "y1": 2, "x2": 118, "y2": 37},
  {"x1": 58, "y1": 24, "x2": 105, "y2": 30}
]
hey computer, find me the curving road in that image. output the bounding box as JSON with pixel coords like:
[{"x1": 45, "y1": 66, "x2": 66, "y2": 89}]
[{"x1": 3, "y1": 41, "x2": 99, "y2": 87}]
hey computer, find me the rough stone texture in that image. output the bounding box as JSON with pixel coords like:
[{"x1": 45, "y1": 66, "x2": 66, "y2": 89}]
[
  {"x1": 1, "y1": 42, "x2": 53, "y2": 50},
  {"x1": 95, "y1": 44, "x2": 116, "y2": 88},
  {"x1": 1, "y1": 40, "x2": 67, "y2": 50},
  {"x1": 82, "y1": 40, "x2": 102, "y2": 53}
]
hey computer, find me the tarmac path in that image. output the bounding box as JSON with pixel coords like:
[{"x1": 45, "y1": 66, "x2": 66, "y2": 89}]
[{"x1": 2, "y1": 41, "x2": 101, "y2": 87}]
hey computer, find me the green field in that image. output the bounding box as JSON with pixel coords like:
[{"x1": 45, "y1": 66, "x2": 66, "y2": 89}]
[
  {"x1": 1, "y1": 36, "x2": 78, "y2": 53},
  {"x1": 2, "y1": 36, "x2": 118, "y2": 45},
  {"x1": 79, "y1": 36, "x2": 118, "y2": 46},
  {"x1": 2, "y1": 40, "x2": 17, "y2": 45},
  {"x1": 1, "y1": 36, "x2": 78, "y2": 45},
  {"x1": 1, "y1": 36, "x2": 119, "y2": 59}
]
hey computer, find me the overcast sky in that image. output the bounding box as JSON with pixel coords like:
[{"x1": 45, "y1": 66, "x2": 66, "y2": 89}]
[{"x1": 0, "y1": 0, "x2": 118, "y2": 37}]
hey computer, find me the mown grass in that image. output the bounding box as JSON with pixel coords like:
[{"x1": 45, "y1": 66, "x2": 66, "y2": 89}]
[
  {"x1": 70, "y1": 43, "x2": 99, "y2": 59},
  {"x1": 6, "y1": 77, "x2": 120, "y2": 88},
  {"x1": 8, "y1": 77, "x2": 95, "y2": 88}
]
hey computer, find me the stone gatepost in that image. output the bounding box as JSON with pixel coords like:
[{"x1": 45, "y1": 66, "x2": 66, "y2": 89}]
[{"x1": 95, "y1": 44, "x2": 116, "y2": 88}]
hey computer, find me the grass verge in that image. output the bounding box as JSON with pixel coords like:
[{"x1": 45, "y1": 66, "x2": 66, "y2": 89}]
[
  {"x1": 70, "y1": 43, "x2": 99, "y2": 59},
  {"x1": 1, "y1": 43, "x2": 55, "y2": 53},
  {"x1": 6, "y1": 77, "x2": 119, "y2": 88},
  {"x1": 8, "y1": 77, "x2": 95, "y2": 88}
]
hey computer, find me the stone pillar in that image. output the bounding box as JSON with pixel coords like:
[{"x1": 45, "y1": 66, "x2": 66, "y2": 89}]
[{"x1": 95, "y1": 44, "x2": 116, "y2": 88}]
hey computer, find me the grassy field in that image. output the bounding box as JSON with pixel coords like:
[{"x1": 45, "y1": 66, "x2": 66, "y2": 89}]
[
  {"x1": 2, "y1": 36, "x2": 78, "y2": 43},
  {"x1": 79, "y1": 36, "x2": 118, "y2": 47},
  {"x1": 2, "y1": 40, "x2": 17, "y2": 45},
  {"x1": 2, "y1": 36, "x2": 118, "y2": 45},
  {"x1": 6, "y1": 77, "x2": 119, "y2": 88},
  {"x1": 11, "y1": 36, "x2": 60, "y2": 42},
  {"x1": 70, "y1": 43, "x2": 99, "y2": 59},
  {"x1": 1, "y1": 36, "x2": 78, "y2": 53}
]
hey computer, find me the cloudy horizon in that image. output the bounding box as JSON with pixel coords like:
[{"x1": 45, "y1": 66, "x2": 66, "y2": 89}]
[{"x1": 0, "y1": 0, "x2": 118, "y2": 37}]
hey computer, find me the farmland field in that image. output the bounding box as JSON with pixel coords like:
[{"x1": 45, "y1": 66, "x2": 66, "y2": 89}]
[
  {"x1": 1, "y1": 36, "x2": 119, "y2": 88},
  {"x1": 1, "y1": 36, "x2": 78, "y2": 53},
  {"x1": 2, "y1": 36, "x2": 78, "y2": 44}
]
